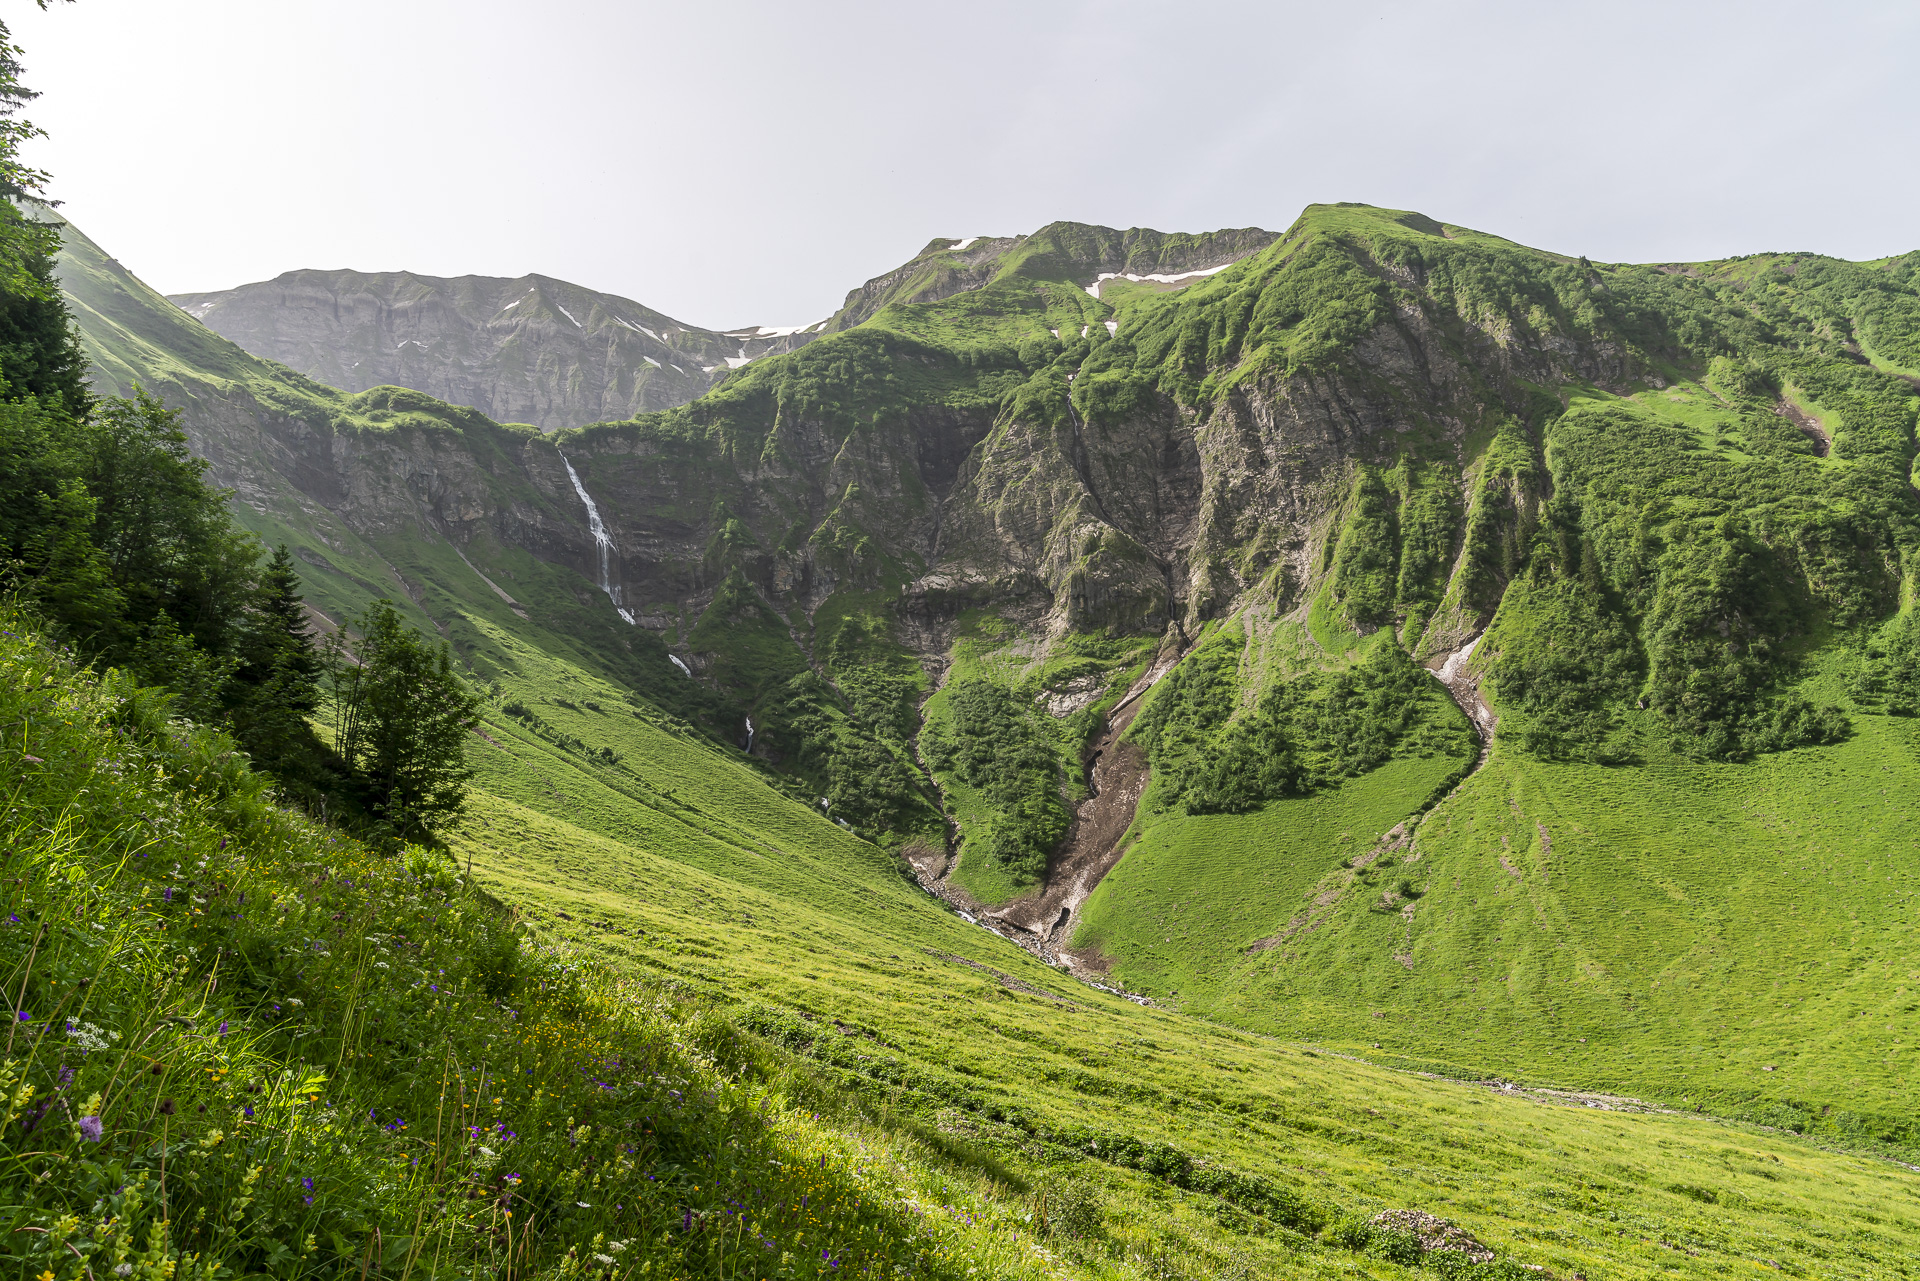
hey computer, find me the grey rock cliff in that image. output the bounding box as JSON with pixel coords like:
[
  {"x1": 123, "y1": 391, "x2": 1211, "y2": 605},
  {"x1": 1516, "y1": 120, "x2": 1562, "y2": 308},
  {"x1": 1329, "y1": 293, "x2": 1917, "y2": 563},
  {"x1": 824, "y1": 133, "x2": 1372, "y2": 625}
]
[{"x1": 170, "y1": 270, "x2": 824, "y2": 431}]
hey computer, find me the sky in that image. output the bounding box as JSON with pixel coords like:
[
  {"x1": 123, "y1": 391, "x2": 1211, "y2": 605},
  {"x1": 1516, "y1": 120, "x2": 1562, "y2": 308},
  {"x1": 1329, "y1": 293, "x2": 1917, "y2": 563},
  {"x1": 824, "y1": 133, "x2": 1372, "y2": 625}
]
[{"x1": 10, "y1": 0, "x2": 1919, "y2": 331}]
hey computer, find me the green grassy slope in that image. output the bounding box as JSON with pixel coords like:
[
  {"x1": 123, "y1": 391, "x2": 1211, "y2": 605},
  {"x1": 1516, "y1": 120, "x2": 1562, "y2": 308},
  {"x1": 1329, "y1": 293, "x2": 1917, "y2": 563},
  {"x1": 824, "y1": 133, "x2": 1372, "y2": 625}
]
[
  {"x1": 415, "y1": 559, "x2": 1920, "y2": 1278},
  {"x1": 13, "y1": 600, "x2": 1919, "y2": 1280},
  {"x1": 43, "y1": 197, "x2": 1920, "y2": 1277},
  {"x1": 446, "y1": 683, "x2": 1920, "y2": 1281}
]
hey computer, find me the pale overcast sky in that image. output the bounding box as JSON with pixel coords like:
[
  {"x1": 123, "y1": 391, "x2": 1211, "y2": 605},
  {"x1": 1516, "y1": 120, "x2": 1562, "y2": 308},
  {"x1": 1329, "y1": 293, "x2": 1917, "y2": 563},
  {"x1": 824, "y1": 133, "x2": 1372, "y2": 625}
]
[{"x1": 11, "y1": 0, "x2": 1918, "y2": 330}]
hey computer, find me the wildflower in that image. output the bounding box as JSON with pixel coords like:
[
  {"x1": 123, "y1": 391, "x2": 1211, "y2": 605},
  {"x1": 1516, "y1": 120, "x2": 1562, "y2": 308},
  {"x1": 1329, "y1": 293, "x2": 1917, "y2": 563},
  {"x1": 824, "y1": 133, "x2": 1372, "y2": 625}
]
[
  {"x1": 14, "y1": 1011, "x2": 26, "y2": 1022},
  {"x1": 77, "y1": 1115, "x2": 102, "y2": 1142},
  {"x1": 218, "y1": 1021, "x2": 229, "y2": 1036}
]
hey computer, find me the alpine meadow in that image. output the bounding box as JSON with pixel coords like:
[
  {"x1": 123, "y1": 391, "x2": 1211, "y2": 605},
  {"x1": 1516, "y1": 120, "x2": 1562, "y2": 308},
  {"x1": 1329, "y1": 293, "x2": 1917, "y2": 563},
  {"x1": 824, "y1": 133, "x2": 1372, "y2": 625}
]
[{"x1": 2, "y1": 7, "x2": 1918, "y2": 1281}]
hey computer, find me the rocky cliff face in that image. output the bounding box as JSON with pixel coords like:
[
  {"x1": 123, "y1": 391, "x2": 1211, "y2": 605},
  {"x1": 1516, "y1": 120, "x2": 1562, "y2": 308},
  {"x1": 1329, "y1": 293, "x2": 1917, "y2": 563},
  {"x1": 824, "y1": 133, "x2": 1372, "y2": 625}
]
[
  {"x1": 63, "y1": 206, "x2": 1642, "y2": 661},
  {"x1": 62, "y1": 204, "x2": 1920, "y2": 868},
  {"x1": 170, "y1": 270, "x2": 826, "y2": 431}
]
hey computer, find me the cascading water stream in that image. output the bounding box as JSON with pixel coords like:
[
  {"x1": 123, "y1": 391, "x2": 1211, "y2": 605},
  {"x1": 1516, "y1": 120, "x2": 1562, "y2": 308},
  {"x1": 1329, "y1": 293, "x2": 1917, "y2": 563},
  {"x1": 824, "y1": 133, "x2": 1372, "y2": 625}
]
[
  {"x1": 558, "y1": 451, "x2": 636, "y2": 624},
  {"x1": 744, "y1": 716, "x2": 755, "y2": 753}
]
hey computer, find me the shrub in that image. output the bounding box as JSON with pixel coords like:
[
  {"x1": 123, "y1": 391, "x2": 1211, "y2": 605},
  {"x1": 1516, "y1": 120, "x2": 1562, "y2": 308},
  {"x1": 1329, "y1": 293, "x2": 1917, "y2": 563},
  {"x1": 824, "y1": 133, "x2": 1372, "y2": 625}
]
[{"x1": 1036, "y1": 1175, "x2": 1103, "y2": 1240}]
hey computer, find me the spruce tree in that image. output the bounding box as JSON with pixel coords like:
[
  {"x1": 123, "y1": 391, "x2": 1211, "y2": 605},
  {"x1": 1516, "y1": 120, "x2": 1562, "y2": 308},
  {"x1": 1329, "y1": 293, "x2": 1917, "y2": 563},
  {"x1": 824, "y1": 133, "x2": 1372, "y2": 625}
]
[{"x1": 330, "y1": 600, "x2": 478, "y2": 844}]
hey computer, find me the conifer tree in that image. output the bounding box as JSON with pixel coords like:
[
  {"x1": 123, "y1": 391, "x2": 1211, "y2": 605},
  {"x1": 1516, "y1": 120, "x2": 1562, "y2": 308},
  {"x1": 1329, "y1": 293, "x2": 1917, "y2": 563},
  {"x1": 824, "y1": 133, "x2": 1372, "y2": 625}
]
[{"x1": 330, "y1": 600, "x2": 478, "y2": 843}]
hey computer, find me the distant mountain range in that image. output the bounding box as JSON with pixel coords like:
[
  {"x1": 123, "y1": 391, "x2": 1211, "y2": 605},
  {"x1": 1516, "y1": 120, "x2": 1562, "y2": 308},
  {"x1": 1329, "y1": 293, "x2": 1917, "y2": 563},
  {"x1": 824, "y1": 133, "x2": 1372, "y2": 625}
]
[
  {"x1": 166, "y1": 223, "x2": 1279, "y2": 431},
  {"x1": 169, "y1": 270, "x2": 825, "y2": 431}
]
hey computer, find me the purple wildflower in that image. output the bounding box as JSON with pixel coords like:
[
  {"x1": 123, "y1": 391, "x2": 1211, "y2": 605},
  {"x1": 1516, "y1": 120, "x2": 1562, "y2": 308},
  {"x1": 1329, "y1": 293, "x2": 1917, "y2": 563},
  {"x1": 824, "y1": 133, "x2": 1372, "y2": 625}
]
[
  {"x1": 218, "y1": 1021, "x2": 228, "y2": 1037},
  {"x1": 77, "y1": 1115, "x2": 102, "y2": 1142},
  {"x1": 14, "y1": 1011, "x2": 26, "y2": 1022},
  {"x1": 163, "y1": 888, "x2": 173, "y2": 903},
  {"x1": 681, "y1": 1209, "x2": 691, "y2": 1232}
]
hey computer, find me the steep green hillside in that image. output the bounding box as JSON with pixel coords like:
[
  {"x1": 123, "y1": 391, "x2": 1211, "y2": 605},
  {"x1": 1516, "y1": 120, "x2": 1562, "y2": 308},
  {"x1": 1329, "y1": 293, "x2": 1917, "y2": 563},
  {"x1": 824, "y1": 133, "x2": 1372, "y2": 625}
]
[
  {"x1": 52, "y1": 200, "x2": 1920, "y2": 1204},
  {"x1": 12, "y1": 582, "x2": 1920, "y2": 1279}
]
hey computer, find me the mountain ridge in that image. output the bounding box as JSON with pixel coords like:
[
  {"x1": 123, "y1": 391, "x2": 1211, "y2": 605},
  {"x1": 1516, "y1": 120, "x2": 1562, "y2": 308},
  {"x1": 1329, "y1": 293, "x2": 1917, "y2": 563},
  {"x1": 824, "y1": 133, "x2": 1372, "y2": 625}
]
[
  {"x1": 169, "y1": 266, "x2": 825, "y2": 430},
  {"x1": 49, "y1": 199, "x2": 1920, "y2": 1152}
]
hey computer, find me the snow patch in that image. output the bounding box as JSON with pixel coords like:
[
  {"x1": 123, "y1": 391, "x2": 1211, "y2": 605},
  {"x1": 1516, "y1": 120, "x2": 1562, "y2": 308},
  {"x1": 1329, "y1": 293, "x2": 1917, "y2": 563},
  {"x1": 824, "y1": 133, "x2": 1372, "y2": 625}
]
[
  {"x1": 556, "y1": 303, "x2": 582, "y2": 328},
  {"x1": 747, "y1": 322, "x2": 819, "y2": 337},
  {"x1": 1083, "y1": 261, "x2": 1235, "y2": 300},
  {"x1": 670, "y1": 364, "x2": 686, "y2": 375},
  {"x1": 947, "y1": 236, "x2": 981, "y2": 253},
  {"x1": 1104, "y1": 319, "x2": 1119, "y2": 336},
  {"x1": 642, "y1": 355, "x2": 661, "y2": 368},
  {"x1": 725, "y1": 348, "x2": 753, "y2": 369}
]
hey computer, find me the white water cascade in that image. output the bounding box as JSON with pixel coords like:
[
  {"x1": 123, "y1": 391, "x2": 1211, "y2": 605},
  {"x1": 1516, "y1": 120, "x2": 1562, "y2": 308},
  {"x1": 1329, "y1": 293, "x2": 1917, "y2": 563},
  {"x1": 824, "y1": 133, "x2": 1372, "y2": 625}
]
[
  {"x1": 744, "y1": 716, "x2": 755, "y2": 753},
  {"x1": 558, "y1": 452, "x2": 636, "y2": 624}
]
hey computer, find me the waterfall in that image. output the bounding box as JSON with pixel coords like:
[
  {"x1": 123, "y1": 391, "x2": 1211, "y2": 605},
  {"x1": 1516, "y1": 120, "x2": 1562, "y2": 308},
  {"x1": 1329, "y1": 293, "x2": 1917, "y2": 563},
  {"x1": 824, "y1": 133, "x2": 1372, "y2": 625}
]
[
  {"x1": 744, "y1": 716, "x2": 755, "y2": 753},
  {"x1": 558, "y1": 451, "x2": 636, "y2": 624}
]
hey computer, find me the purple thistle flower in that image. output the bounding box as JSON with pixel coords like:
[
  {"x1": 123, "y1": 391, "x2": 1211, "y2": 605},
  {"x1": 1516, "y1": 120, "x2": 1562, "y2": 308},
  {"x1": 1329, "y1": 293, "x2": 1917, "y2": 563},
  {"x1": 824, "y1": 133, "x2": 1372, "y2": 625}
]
[{"x1": 77, "y1": 1115, "x2": 102, "y2": 1142}]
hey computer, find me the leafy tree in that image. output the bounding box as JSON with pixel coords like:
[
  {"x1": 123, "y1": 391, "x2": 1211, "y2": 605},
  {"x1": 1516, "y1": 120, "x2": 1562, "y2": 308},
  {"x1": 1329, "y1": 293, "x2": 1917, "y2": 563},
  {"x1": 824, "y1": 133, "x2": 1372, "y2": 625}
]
[{"x1": 330, "y1": 600, "x2": 479, "y2": 843}]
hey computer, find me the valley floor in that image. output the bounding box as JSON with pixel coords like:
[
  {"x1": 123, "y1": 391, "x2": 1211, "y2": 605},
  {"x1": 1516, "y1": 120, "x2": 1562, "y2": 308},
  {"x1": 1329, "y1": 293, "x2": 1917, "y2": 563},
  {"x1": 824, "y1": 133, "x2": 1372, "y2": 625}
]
[{"x1": 440, "y1": 617, "x2": 1920, "y2": 1280}]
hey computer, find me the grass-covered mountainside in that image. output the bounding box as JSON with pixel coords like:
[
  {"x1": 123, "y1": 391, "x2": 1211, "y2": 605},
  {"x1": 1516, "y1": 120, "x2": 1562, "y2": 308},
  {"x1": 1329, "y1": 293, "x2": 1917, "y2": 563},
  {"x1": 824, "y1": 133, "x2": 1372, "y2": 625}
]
[
  {"x1": 171, "y1": 269, "x2": 824, "y2": 430},
  {"x1": 11, "y1": 611, "x2": 1920, "y2": 1281},
  {"x1": 35, "y1": 193, "x2": 1920, "y2": 1276}
]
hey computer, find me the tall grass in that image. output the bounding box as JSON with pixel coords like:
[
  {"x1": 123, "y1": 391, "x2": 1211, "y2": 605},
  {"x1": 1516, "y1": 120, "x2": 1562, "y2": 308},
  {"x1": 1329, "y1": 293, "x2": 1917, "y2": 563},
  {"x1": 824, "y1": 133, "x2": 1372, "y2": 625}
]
[{"x1": 0, "y1": 607, "x2": 1056, "y2": 1280}]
